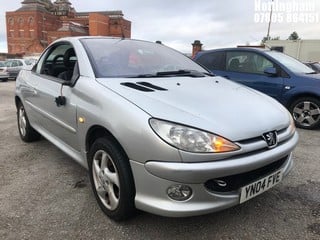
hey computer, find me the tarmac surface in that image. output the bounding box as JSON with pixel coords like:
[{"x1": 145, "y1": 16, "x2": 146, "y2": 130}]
[{"x1": 0, "y1": 80, "x2": 319, "y2": 240}]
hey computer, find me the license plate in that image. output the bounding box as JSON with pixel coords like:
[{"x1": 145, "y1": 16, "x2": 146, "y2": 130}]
[{"x1": 240, "y1": 169, "x2": 283, "y2": 204}]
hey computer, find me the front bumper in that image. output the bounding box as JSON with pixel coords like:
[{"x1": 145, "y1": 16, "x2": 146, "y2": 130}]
[
  {"x1": 0, "y1": 73, "x2": 9, "y2": 79},
  {"x1": 130, "y1": 131, "x2": 298, "y2": 217}
]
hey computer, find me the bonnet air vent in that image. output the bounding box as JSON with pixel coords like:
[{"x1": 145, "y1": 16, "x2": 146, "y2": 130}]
[
  {"x1": 120, "y1": 82, "x2": 168, "y2": 92},
  {"x1": 137, "y1": 82, "x2": 168, "y2": 91},
  {"x1": 120, "y1": 82, "x2": 154, "y2": 92}
]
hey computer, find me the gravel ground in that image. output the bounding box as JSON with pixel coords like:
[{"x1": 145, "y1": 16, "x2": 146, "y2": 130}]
[{"x1": 0, "y1": 81, "x2": 319, "y2": 240}]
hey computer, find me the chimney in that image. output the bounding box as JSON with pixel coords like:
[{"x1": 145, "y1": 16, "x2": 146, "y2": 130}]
[{"x1": 192, "y1": 40, "x2": 202, "y2": 58}]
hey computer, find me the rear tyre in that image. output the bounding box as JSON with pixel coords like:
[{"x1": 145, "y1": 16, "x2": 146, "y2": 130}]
[
  {"x1": 289, "y1": 97, "x2": 320, "y2": 129},
  {"x1": 17, "y1": 102, "x2": 41, "y2": 142},
  {"x1": 88, "y1": 138, "x2": 136, "y2": 221}
]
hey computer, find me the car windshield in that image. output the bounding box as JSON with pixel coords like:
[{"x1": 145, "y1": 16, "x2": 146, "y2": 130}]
[
  {"x1": 81, "y1": 38, "x2": 208, "y2": 78},
  {"x1": 265, "y1": 51, "x2": 314, "y2": 74}
]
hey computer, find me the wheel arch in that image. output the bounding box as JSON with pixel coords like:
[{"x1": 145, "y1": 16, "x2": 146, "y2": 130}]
[
  {"x1": 286, "y1": 93, "x2": 320, "y2": 109},
  {"x1": 85, "y1": 125, "x2": 129, "y2": 162},
  {"x1": 15, "y1": 96, "x2": 22, "y2": 108}
]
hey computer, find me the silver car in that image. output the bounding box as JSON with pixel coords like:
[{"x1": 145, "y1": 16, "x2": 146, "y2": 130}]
[
  {"x1": 5, "y1": 59, "x2": 35, "y2": 79},
  {"x1": 0, "y1": 61, "x2": 9, "y2": 81},
  {"x1": 15, "y1": 37, "x2": 298, "y2": 221}
]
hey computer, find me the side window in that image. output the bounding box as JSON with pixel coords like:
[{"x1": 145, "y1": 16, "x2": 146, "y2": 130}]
[
  {"x1": 12, "y1": 61, "x2": 18, "y2": 67},
  {"x1": 17, "y1": 60, "x2": 23, "y2": 66},
  {"x1": 35, "y1": 43, "x2": 77, "y2": 80},
  {"x1": 226, "y1": 51, "x2": 274, "y2": 74},
  {"x1": 197, "y1": 51, "x2": 225, "y2": 71},
  {"x1": 226, "y1": 51, "x2": 275, "y2": 74},
  {"x1": 254, "y1": 54, "x2": 274, "y2": 74}
]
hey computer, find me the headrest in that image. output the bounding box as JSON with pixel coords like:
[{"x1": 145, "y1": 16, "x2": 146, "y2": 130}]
[{"x1": 64, "y1": 48, "x2": 76, "y2": 68}]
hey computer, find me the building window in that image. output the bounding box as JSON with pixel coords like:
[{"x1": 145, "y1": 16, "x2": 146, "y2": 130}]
[
  {"x1": 8, "y1": 17, "x2": 14, "y2": 26},
  {"x1": 28, "y1": 17, "x2": 34, "y2": 27},
  {"x1": 19, "y1": 30, "x2": 24, "y2": 38},
  {"x1": 9, "y1": 30, "x2": 14, "y2": 38},
  {"x1": 29, "y1": 30, "x2": 35, "y2": 38},
  {"x1": 18, "y1": 17, "x2": 24, "y2": 26}
]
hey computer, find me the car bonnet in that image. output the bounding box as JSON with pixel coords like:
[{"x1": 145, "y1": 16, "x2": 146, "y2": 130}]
[{"x1": 96, "y1": 76, "x2": 290, "y2": 141}]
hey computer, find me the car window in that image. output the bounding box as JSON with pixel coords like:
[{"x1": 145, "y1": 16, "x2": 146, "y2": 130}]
[
  {"x1": 12, "y1": 61, "x2": 18, "y2": 67},
  {"x1": 196, "y1": 51, "x2": 225, "y2": 71},
  {"x1": 266, "y1": 51, "x2": 314, "y2": 74},
  {"x1": 24, "y1": 59, "x2": 36, "y2": 65},
  {"x1": 36, "y1": 43, "x2": 77, "y2": 80},
  {"x1": 226, "y1": 51, "x2": 275, "y2": 74},
  {"x1": 16, "y1": 60, "x2": 23, "y2": 66}
]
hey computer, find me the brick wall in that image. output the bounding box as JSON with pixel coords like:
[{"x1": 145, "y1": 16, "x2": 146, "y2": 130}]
[{"x1": 89, "y1": 13, "x2": 109, "y2": 36}]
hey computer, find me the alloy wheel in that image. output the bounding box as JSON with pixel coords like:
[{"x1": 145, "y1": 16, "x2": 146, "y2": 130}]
[
  {"x1": 293, "y1": 101, "x2": 320, "y2": 127},
  {"x1": 92, "y1": 150, "x2": 120, "y2": 210},
  {"x1": 18, "y1": 106, "x2": 27, "y2": 137}
]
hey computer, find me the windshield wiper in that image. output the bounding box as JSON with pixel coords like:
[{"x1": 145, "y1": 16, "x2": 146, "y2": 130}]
[
  {"x1": 129, "y1": 69, "x2": 208, "y2": 78},
  {"x1": 306, "y1": 71, "x2": 318, "y2": 74},
  {"x1": 129, "y1": 73, "x2": 158, "y2": 78},
  {"x1": 156, "y1": 69, "x2": 206, "y2": 77}
]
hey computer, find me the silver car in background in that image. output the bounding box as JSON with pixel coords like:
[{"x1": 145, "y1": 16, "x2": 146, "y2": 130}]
[
  {"x1": 5, "y1": 58, "x2": 36, "y2": 80},
  {"x1": 15, "y1": 37, "x2": 298, "y2": 221},
  {"x1": 0, "y1": 61, "x2": 10, "y2": 81}
]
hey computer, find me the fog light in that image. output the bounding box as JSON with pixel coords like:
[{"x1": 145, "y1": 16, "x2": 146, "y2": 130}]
[{"x1": 167, "y1": 184, "x2": 192, "y2": 201}]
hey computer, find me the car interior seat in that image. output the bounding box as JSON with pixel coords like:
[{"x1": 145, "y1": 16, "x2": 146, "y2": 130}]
[
  {"x1": 58, "y1": 48, "x2": 76, "y2": 80},
  {"x1": 228, "y1": 58, "x2": 240, "y2": 71}
]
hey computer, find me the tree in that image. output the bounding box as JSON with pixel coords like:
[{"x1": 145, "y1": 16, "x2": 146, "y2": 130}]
[{"x1": 288, "y1": 31, "x2": 300, "y2": 40}]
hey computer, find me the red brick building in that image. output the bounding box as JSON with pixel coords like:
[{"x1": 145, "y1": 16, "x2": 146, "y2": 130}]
[{"x1": 6, "y1": 0, "x2": 131, "y2": 55}]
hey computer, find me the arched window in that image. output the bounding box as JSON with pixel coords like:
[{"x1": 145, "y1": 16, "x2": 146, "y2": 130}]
[
  {"x1": 8, "y1": 17, "x2": 14, "y2": 26},
  {"x1": 18, "y1": 17, "x2": 24, "y2": 26},
  {"x1": 28, "y1": 17, "x2": 34, "y2": 26}
]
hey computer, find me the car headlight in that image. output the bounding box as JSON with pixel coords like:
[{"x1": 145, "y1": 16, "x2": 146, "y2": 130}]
[
  {"x1": 149, "y1": 119, "x2": 240, "y2": 153},
  {"x1": 288, "y1": 112, "x2": 296, "y2": 134}
]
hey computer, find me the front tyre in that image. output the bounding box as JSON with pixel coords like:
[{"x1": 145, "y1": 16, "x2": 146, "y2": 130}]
[
  {"x1": 17, "y1": 102, "x2": 41, "y2": 142},
  {"x1": 289, "y1": 97, "x2": 320, "y2": 129},
  {"x1": 88, "y1": 138, "x2": 136, "y2": 221}
]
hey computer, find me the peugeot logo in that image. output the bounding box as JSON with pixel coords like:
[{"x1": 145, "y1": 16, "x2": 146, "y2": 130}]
[{"x1": 262, "y1": 131, "x2": 278, "y2": 149}]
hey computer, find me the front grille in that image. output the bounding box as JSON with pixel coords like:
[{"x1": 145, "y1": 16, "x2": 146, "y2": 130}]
[
  {"x1": 237, "y1": 127, "x2": 287, "y2": 145},
  {"x1": 204, "y1": 156, "x2": 288, "y2": 193}
]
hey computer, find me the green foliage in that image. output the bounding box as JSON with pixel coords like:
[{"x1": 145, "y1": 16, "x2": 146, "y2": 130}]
[{"x1": 288, "y1": 31, "x2": 300, "y2": 40}]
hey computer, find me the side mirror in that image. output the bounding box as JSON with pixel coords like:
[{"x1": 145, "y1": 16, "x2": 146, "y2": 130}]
[
  {"x1": 264, "y1": 67, "x2": 277, "y2": 77},
  {"x1": 62, "y1": 80, "x2": 72, "y2": 86}
]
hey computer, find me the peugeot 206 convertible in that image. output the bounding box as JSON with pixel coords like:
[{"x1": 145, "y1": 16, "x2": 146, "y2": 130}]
[{"x1": 15, "y1": 37, "x2": 298, "y2": 221}]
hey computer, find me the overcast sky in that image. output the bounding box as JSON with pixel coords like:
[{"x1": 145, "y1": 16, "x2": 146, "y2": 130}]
[{"x1": 1, "y1": 0, "x2": 320, "y2": 53}]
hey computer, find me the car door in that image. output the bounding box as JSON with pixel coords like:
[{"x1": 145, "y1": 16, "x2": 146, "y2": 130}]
[
  {"x1": 22, "y1": 42, "x2": 80, "y2": 151},
  {"x1": 6, "y1": 60, "x2": 16, "y2": 78},
  {"x1": 222, "y1": 51, "x2": 285, "y2": 101}
]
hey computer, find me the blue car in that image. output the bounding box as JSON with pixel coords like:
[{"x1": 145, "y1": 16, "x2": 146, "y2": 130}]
[{"x1": 194, "y1": 48, "x2": 320, "y2": 129}]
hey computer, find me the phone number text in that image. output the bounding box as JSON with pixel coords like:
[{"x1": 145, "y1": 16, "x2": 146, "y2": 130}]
[{"x1": 254, "y1": 12, "x2": 319, "y2": 23}]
